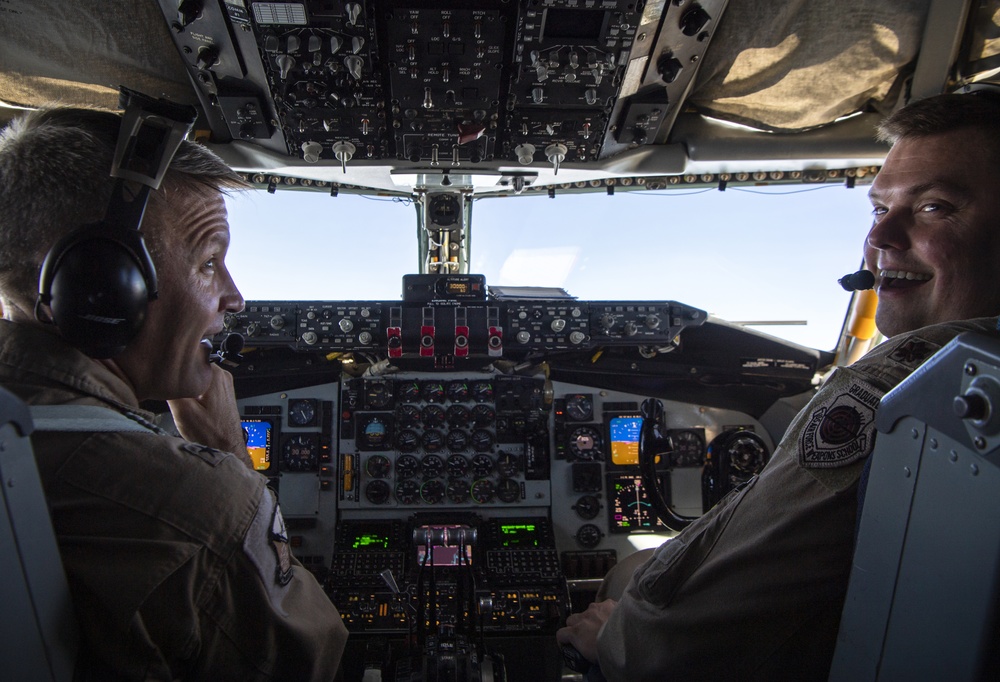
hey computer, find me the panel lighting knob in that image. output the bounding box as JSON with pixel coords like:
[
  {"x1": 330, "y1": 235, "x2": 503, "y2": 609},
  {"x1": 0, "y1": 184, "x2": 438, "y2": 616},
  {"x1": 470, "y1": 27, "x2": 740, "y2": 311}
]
[
  {"x1": 545, "y1": 143, "x2": 568, "y2": 175},
  {"x1": 301, "y1": 331, "x2": 318, "y2": 345},
  {"x1": 516, "y1": 331, "x2": 531, "y2": 344},
  {"x1": 358, "y1": 331, "x2": 373, "y2": 345},
  {"x1": 301, "y1": 141, "x2": 322, "y2": 163},
  {"x1": 333, "y1": 140, "x2": 356, "y2": 173},
  {"x1": 646, "y1": 314, "x2": 661, "y2": 329},
  {"x1": 339, "y1": 318, "x2": 354, "y2": 333},
  {"x1": 569, "y1": 331, "x2": 586, "y2": 345},
  {"x1": 270, "y1": 315, "x2": 286, "y2": 330},
  {"x1": 515, "y1": 143, "x2": 536, "y2": 165},
  {"x1": 551, "y1": 319, "x2": 566, "y2": 332},
  {"x1": 624, "y1": 321, "x2": 638, "y2": 336}
]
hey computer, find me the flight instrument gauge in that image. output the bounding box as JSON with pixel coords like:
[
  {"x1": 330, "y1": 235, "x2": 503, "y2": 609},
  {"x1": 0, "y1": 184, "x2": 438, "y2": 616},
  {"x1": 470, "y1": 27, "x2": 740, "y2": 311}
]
[
  {"x1": 446, "y1": 430, "x2": 469, "y2": 452},
  {"x1": 497, "y1": 478, "x2": 521, "y2": 503},
  {"x1": 471, "y1": 381, "x2": 494, "y2": 402},
  {"x1": 421, "y1": 479, "x2": 446, "y2": 504},
  {"x1": 358, "y1": 415, "x2": 392, "y2": 450},
  {"x1": 471, "y1": 454, "x2": 494, "y2": 477},
  {"x1": 422, "y1": 381, "x2": 445, "y2": 402},
  {"x1": 395, "y1": 480, "x2": 419, "y2": 505},
  {"x1": 471, "y1": 404, "x2": 495, "y2": 426},
  {"x1": 564, "y1": 394, "x2": 594, "y2": 422},
  {"x1": 447, "y1": 381, "x2": 470, "y2": 402},
  {"x1": 575, "y1": 524, "x2": 602, "y2": 548},
  {"x1": 497, "y1": 452, "x2": 520, "y2": 478},
  {"x1": 365, "y1": 480, "x2": 391, "y2": 505},
  {"x1": 396, "y1": 404, "x2": 421, "y2": 427},
  {"x1": 447, "y1": 405, "x2": 471, "y2": 427},
  {"x1": 398, "y1": 381, "x2": 421, "y2": 402},
  {"x1": 396, "y1": 454, "x2": 419, "y2": 479},
  {"x1": 471, "y1": 429, "x2": 495, "y2": 452},
  {"x1": 281, "y1": 433, "x2": 320, "y2": 471},
  {"x1": 422, "y1": 429, "x2": 445, "y2": 453},
  {"x1": 568, "y1": 426, "x2": 603, "y2": 461},
  {"x1": 421, "y1": 454, "x2": 445, "y2": 478},
  {"x1": 366, "y1": 454, "x2": 391, "y2": 478},
  {"x1": 287, "y1": 398, "x2": 318, "y2": 426},
  {"x1": 669, "y1": 429, "x2": 706, "y2": 467},
  {"x1": 395, "y1": 429, "x2": 419, "y2": 453},
  {"x1": 447, "y1": 454, "x2": 469, "y2": 477},
  {"x1": 470, "y1": 479, "x2": 496, "y2": 504},
  {"x1": 447, "y1": 479, "x2": 470, "y2": 503},
  {"x1": 422, "y1": 404, "x2": 446, "y2": 428},
  {"x1": 365, "y1": 380, "x2": 393, "y2": 408}
]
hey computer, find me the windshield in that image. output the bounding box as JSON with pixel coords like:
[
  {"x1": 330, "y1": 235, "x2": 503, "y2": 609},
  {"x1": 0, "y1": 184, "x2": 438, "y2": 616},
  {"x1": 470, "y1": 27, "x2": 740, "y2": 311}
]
[{"x1": 225, "y1": 184, "x2": 873, "y2": 351}]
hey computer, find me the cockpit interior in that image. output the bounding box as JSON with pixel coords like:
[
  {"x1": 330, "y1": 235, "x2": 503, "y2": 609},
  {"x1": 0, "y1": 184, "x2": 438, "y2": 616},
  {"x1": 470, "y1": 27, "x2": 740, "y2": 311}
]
[{"x1": 3, "y1": 0, "x2": 1000, "y2": 678}]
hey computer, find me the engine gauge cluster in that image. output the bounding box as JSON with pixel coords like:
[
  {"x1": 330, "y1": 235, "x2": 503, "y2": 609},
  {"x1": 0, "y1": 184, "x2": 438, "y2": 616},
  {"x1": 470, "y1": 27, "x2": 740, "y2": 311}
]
[{"x1": 340, "y1": 374, "x2": 547, "y2": 508}]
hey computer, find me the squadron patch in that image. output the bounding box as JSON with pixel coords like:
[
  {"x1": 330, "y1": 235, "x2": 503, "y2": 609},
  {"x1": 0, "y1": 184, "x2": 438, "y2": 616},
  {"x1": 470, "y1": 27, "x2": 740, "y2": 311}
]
[
  {"x1": 270, "y1": 504, "x2": 293, "y2": 586},
  {"x1": 799, "y1": 379, "x2": 883, "y2": 468},
  {"x1": 887, "y1": 336, "x2": 940, "y2": 370}
]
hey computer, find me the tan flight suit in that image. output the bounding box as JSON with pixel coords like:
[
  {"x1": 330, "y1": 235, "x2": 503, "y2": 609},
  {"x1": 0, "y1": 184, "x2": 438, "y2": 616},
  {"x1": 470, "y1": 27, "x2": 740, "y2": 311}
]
[
  {"x1": 0, "y1": 320, "x2": 348, "y2": 681},
  {"x1": 597, "y1": 316, "x2": 999, "y2": 681}
]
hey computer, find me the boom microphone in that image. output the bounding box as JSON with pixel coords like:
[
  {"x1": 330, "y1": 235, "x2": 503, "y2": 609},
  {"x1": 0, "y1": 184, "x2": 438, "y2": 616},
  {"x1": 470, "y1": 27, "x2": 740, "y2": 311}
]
[
  {"x1": 839, "y1": 270, "x2": 875, "y2": 291},
  {"x1": 209, "y1": 332, "x2": 245, "y2": 368}
]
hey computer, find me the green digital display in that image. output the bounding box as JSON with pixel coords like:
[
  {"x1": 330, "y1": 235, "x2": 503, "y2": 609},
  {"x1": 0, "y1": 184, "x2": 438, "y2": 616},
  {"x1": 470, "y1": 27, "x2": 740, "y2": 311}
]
[
  {"x1": 352, "y1": 533, "x2": 389, "y2": 550},
  {"x1": 500, "y1": 523, "x2": 539, "y2": 547}
]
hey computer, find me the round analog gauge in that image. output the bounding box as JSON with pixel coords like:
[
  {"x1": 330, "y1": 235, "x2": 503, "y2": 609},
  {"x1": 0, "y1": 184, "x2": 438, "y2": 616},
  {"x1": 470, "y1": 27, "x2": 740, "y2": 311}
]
[
  {"x1": 396, "y1": 454, "x2": 419, "y2": 479},
  {"x1": 396, "y1": 404, "x2": 421, "y2": 427},
  {"x1": 421, "y1": 381, "x2": 445, "y2": 402},
  {"x1": 723, "y1": 431, "x2": 770, "y2": 475},
  {"x1": 281, "y1": 433, "x2": 319, "y2": 471},
  {"x1": 446, "y1": 429, "x2": 469, "y2": 452},
  {"x1": 365, "y1": 380, "x2": 392, "y2": 408},
  {"x1": 420, "y1": 479, "x2": 446, "y2": 504},
  {"x1": 446, "y1": 405, "x2": 471, "y2": 428},
  {"x1": 497, "y1": 451, "x2": 520, "y2": 478},
  {"x1": 359, "y1": 416, "x2": 390, "y2": 450},
  {"x1": 447, "y1": 479, "x2": 470, "y2": 503},
  {"x1": 395, "y1": 429, "x2": 419, "y2": 453},
  {"x1": 564, "y1": 394, "x2": 594, "y2": 422},
  {"x1": 568, "y1": 426, "x2": 603, "y2": 461},
  {"x1": 471, "y1": 404, "x2": 495, "y2": 427},
  {"x1": 422, "y1": 404, "x2": 446, "y2": 428},
  {"x1": 421, "y1": 454, "x2": 445, "y2": 478},
  {"x1": 287, "y1": 398, "x2": 317, "y2": 426},
  {"x1": 470, "y1": 479, "x2": 496, "y2": 504},
  {"x1": 471, "y1": 381, "x2": 494, "y2": 402},
  {"x1": 471, "y1": 454, "x2": 494, "y2": 477},
  {"x1": 575, "y1": 523, "x2": 602, "y2": 548},
  {"x1": 573, "y1": 495, "x2": 601, "y2": 520},
  {"x1": 365, "y1": 479, "x2": 391, "y2": 505},
  {"x1": 471, "y1": 429, "x2": 495, "y2": 453},
  {"x1": 395, "y1": 479, "x2": 420, "y2": 504},
  {"x1": 670, "y1": 429, "x2": 706, "y2": 467},
  {"x1": 447, "y1": 381, "x2": 470, "y2": 402},
  {"x1": 446, "y1": 454, "x2": 469, "y2": 477},
  {"x1": 421, "y1": 429, "x2": 444, "y2": 453},
  {"x1": 496, "y1": 478, "x2": 521, "y2": 503},
  {"x1": 366, "y1": 454, "x2": 391, "y2": 478},
  {"x1": 398, "y1": 381, "x2": 421, "y2": 402}
]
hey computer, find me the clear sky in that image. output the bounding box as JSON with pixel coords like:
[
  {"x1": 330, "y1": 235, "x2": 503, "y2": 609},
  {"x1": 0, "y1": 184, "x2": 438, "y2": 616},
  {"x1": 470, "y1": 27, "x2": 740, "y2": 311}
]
[{"x1": 224, "y1": 182, "x2": 874, "y2": 351}]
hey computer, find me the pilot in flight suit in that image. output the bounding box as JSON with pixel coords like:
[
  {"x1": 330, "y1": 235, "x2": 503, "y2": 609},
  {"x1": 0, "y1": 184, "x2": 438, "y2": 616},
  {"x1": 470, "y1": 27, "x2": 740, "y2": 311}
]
[
  {"x1": 0, "y1": 320, "x2": 348, "y2": 680},
  {"x1": 594, "y1": 316, "x2": 999, "y2": 681}
]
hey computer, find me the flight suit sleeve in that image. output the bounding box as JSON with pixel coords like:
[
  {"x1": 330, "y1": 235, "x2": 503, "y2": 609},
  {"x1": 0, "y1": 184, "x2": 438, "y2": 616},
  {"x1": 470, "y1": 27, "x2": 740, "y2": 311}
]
[
  {"x1": 596, "y1": 318, "x2": 997, "y2": 682},
  {"x1": 195, "y1": 486, "x2": 348, "y2": 681}
]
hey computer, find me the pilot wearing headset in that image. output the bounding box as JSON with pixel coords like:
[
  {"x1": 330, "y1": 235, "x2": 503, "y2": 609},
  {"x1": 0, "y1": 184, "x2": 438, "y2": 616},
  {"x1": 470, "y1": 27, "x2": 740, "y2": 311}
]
[
  {"x1": 556, "y1": 91, "x2": 1000, "y2": 680},
  {"x1": 0, "y1": 105, "x2": 347, "y2": 679}
]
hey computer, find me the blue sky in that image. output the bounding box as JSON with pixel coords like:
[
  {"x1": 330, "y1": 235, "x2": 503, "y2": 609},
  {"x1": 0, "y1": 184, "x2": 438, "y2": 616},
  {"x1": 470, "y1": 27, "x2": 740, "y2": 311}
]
[{"x1": 224, "y1": 182, "x2": 874, "y2": 350}]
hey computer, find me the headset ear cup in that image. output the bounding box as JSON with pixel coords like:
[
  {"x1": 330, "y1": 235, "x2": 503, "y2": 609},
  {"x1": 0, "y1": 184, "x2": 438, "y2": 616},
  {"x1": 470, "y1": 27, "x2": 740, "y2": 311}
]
[{"x1": 41, "y1": 225, "x2": 155, "y2": 359}]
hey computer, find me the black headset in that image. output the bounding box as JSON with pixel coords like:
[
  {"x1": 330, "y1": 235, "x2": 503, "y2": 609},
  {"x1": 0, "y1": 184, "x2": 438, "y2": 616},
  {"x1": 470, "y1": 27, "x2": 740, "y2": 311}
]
[{"x1": 35, "y1": 90, "x2": 196, "y2": 359}]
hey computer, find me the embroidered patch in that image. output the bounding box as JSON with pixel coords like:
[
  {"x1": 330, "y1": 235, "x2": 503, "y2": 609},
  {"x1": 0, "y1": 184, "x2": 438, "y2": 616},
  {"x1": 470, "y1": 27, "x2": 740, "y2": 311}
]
[
  {"x1": 887, "y1": 336, "x2": 940, "y2": 370},
  {"x1": 179, "y1": 442, "x2": 227, "y2": 466},
  {"x1": 270, "y1": 504, "x2": 293, "y2": 586},
  {"x1": 799, "y1": 380, "x2": 883, "y2": 468}
]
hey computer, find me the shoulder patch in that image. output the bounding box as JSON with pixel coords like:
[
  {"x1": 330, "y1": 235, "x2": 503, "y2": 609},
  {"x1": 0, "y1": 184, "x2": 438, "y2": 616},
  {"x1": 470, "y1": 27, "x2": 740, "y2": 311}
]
[
  {"x1": 180, "y1": 442, "x2": 227, "y2": 466},
  {"x1": 270, "y1": 504, "x2": 293, "y2": 586},
  {"x1": 799, "y1": 379, "x2": 884, "y2": 468},
  {"x1": 887, "y1": 336, "x2": 941, "y2": 370}
]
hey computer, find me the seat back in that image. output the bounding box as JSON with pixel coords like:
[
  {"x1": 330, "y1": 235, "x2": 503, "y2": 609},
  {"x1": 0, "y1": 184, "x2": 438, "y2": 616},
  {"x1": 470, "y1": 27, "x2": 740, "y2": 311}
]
[
  {"x1": 830, "y1": 332, "x2": 1000, "y2": 681},
  {"x1": 0, "y1": 386, "x2": 78, "y2": 681}
]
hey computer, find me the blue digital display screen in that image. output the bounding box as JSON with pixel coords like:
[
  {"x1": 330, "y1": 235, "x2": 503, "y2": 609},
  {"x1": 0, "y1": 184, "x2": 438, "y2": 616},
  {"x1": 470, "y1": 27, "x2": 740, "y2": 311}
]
[{"x1": 609, "y1": 416, "x2": 642, "y2": 465}]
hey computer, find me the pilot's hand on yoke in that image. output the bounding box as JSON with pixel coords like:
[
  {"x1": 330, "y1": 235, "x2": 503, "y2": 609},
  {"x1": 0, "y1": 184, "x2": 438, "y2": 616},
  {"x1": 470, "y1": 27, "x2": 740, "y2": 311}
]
[
  {"x1": 168, "y1": 364, "x2": 251, "y2": 468},
  {"x1": 556, "y1": 598, "x2": 618, "y2": 665}
]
